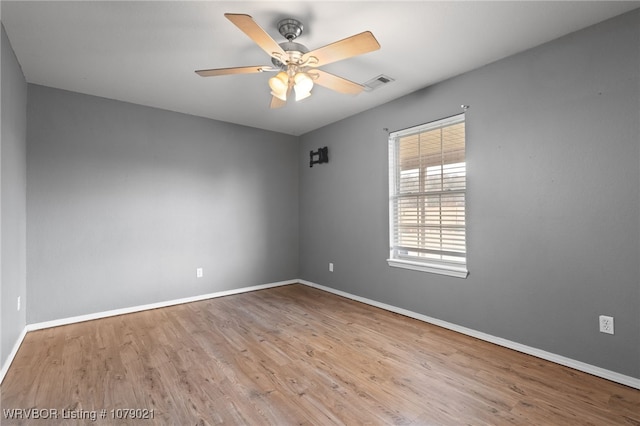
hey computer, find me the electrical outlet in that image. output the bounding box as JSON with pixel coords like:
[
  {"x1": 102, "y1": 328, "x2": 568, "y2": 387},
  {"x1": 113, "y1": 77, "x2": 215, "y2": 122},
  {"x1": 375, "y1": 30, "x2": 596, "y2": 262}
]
[
  {"x1": 17, "y1": 296, "x2": 21, "y2": 311},
  {"x1": 196, "y1": 268, "x2": 203, "y2": 278},
  {"x1": 329, "y1": 262, "x2": 334, "y2": 272},
  {"x1": 599, "y1": 315, "x2": 614, "y2": 334}
]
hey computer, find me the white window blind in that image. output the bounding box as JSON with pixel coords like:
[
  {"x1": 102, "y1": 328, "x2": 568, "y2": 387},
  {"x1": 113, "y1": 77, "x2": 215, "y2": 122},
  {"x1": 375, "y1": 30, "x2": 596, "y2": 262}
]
[{"x1": 388, "y1": 113, "x2": 468, "y2": 278}]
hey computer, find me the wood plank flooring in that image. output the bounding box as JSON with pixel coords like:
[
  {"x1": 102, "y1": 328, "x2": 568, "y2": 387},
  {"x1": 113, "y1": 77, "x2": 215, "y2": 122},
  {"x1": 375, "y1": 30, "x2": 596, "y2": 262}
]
[{"x1": 1, "y1": 284, "x2": 638, "y2": 425}]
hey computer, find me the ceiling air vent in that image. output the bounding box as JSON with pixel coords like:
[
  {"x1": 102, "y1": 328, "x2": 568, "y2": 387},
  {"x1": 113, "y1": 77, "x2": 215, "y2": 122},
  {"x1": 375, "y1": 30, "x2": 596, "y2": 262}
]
[{"x1": 363, "y1": 74, "x2": 395, "y2": 92}]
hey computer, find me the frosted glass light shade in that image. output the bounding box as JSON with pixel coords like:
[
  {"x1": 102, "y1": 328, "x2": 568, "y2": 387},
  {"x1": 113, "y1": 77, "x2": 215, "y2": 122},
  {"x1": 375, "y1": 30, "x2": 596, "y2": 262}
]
[
  {"x1": 294, "y1": 72, "x2": 313, "y2": 101},
  {"x1": 269, "y1": 71, "x2": 289, "y2": 100}
]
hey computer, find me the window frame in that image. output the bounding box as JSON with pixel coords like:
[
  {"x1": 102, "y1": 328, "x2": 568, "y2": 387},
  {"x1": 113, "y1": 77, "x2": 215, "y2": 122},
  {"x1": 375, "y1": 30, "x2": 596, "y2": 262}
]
[{"x1": 387, "y1": 113, "x2": 468, "y2": 278}]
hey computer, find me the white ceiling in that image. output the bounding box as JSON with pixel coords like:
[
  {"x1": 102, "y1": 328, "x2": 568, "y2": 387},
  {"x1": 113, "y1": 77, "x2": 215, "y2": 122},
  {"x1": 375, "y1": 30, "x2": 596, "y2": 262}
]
[{"x1": 2, "y1": 1, "x2": 638, "y2": 136}]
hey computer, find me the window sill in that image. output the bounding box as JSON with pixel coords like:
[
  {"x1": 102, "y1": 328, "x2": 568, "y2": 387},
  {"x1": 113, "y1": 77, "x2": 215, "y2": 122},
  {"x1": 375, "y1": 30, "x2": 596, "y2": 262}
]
[{"x1": 387, "y1": 259, "x2": 468, "y2": 279}]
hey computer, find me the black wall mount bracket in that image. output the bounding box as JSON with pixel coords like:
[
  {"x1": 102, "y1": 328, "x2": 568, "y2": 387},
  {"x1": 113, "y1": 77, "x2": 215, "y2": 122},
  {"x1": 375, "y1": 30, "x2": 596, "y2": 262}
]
[{"x1": 310, "y1": 147, "x2": 328, "y2": 167}]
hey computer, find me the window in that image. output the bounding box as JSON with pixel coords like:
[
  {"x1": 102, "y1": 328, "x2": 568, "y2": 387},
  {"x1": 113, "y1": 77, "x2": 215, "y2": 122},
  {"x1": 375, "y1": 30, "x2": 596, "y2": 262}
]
[{"x1": 388, "y1": 113, "x2": 467, "y2": 278}]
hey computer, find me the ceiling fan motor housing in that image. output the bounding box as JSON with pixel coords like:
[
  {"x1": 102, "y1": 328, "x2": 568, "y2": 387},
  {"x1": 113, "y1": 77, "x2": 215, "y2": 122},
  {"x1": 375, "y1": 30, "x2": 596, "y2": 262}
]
[{"x1": 271, "y1": 41, "x2": 309, "y2": 69}]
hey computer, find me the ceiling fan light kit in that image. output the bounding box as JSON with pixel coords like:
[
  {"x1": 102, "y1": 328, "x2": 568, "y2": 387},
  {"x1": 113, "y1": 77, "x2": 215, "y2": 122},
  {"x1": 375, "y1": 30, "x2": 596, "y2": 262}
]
[
  {"x1": 268, "y1": 67, "x2": 315, "y2": 103},
  {"x1": 195, "y1": 13, "x2": 380, "y2": 108}
]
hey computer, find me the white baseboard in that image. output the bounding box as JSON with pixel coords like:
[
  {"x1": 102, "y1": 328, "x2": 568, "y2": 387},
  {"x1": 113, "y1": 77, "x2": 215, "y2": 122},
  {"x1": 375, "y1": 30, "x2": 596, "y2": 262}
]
[
  {"x1": 0, "y1": 327, "x2": 28, "y2": 385},
  {"x1": 299, "y1": 280, "x2": 640, "y2": 390},
  {"x1": 4, "y1": 278, "x2": 638, "y2": 390},
  {"x1": 26, "y1": 279, "x2": 296, "y2": 332},
  {"x1": 1, "y1": 279, "x2": 296, "y2": 384}
]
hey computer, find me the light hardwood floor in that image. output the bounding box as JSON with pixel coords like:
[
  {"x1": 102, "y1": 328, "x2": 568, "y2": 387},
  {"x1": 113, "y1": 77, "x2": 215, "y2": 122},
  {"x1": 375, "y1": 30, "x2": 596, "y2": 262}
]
[{"x1": 1, "y1": 284, "x2": 638, "y2": 425}]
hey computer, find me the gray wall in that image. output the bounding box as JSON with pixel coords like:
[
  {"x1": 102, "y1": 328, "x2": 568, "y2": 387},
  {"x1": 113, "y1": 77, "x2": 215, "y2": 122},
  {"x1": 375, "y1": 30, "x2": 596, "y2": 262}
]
[
  {"x1": 1, "y1": 23, "x2": 27, "y2": 366},
  {"x1": 4, "y1": 7, "x2": 638, "y2": 382},
  {"x1": 299, "y1": 10, "x2": 640, "y2": 378},
  {"x1": 27, "y1": 85, "x2": 299, "y2": 323}
]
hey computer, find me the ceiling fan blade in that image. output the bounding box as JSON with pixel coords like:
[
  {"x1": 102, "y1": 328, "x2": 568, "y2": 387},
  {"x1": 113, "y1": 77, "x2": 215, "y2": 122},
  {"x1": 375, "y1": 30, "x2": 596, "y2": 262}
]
[
  {"x1": 302, "y1": 31, "x2": 380, "y2": 67},
  {"x1": 270, "y1": 96, "x2": 286, "y2": 109},
  {"x1": 312, "y1": 69, "x2": 365, "y2": 95},
  {"x1": 270, "y1": 85, "x2": 292, "y2": 109},
  {"x1": 195, "y1": 66, "x2": 267, "y2": 77},
  {"x1": 225, "y1": 13, "x2": 286, "y2": 60}
]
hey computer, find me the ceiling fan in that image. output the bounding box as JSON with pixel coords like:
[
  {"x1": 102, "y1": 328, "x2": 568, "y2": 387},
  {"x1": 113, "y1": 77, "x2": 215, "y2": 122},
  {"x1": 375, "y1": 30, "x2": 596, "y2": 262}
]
[{"x1": 195, "y1": 13, "x2": 381, "y2": 108}]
